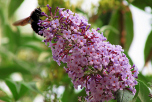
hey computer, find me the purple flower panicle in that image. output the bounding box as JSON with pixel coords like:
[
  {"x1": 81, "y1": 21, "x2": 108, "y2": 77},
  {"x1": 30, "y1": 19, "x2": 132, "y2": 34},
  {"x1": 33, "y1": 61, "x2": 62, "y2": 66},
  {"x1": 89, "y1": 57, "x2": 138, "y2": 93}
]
[{"x1": 38, "y1": 4, "x2": 139, "y2": 102}]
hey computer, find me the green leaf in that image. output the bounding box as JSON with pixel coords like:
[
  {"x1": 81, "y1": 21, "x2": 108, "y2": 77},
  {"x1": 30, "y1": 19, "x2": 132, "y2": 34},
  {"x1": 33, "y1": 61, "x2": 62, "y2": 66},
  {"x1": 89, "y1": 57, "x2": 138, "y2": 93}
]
[
  {"x1": 5, "y1": 80, "x2": 41, "y2": 101},
  {"x1": 131, "y1": 96, "x2": 141, "y2": 102},
  {"x1": 98, "y1": 11, "x2": 112, "y2": 26},
  {"x1": 144, "y1": 31, "x2": 152, "y2": 65},
  {"x1": 116, "y1": 89, "x2": 134, "y2": 102},
  {"x1": 131, "y1": 83, "x2": 140, "y2": 102},
  {"x1": 107, "y1": 7, "x2": 134, "y2": 51},
  {"x1": 61, "y1": 83, "x2": 86, "y2": 102},
  {"x1": 0, "y1": 65, "x2": 30, "y2": 79},
  {"x1": 138, "y1": 73, "x2": 150, "y2": 86},
  {"x1": 136, "y1": 80, "x2": 152, "y2": 102},
  {"x1": 8, "y1": 0, "x2": 24, "y2": 18},
  {"x1": 61, "y1": 85, "x2": 75, "y2": 102},
  {"x1": 17, "y1": 82, "x2": 30, "y2": 99},
  {"x1": 129, "y1": 0, "x2": 152, "y2": 11},
  {"x1": 108, "y1": 99, "x2": 117, "y2": 102},
  {"x1": 124, "y1": 51, "x2": 133, "y2": 65},
  {"x1": 0, "y1": 89, "x2": 12, "y2": 102},
  {"x1": 124, "y1": 7, "x2": 134, "y2": 51},
  {"x1": 5, "y1": 79, "x2": 19, "y2": 100},
  {"x1": 24, "y1": 82, "x2": 42, "y2": 94},
  {"x1": 107, "y1": 10, "x2": 120, "y2": 45},
  {"x1": 0, "y1": 6, "x2": 5, "y2": 25},
  {"x1": 2, "y1": 25, "x2": 20, "y2": 52}
]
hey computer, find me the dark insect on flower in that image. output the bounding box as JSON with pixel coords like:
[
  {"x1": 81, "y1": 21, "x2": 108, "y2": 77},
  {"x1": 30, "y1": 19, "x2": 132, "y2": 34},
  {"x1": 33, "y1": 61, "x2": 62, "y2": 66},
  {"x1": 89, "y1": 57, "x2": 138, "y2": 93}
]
[{"x1": 13, "y1": 7, "x2": 43, "y2": 35}]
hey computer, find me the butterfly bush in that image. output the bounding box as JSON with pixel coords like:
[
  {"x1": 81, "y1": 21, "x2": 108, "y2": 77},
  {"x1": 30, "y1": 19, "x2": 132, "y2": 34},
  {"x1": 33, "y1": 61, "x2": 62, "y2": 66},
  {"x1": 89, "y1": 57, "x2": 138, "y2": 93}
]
[{"x1": 38, "y1": 4, "x2": 139, "y2": 102}]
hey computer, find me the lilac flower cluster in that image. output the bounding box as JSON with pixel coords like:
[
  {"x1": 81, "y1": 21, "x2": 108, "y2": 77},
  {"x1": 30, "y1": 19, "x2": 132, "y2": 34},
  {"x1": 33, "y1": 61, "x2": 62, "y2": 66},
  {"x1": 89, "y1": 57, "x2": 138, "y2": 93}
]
[{"x1": 38, "y1": 4, "x2": 139, "y2": 102}]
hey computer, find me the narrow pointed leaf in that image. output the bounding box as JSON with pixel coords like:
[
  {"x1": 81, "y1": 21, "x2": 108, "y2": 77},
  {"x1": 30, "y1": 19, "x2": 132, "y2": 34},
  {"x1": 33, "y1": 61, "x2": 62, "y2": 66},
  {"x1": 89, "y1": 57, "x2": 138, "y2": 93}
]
[
  {"x1": 124, "y1": 7, "x2": 134, "y2": 51},
  {"x1": 137, "y1": 80, "x2": 151, "y2": 102},
  {"x1": 144, "y1": 31, "x2": 152, "y2": 65},
  {"x1": 107, "y1": 10, "x2": 120, "y2": 45},
  {"x1": 17, "y1": 83, "x2": 29, "y2": 99},
  {"x1": 5, "y1": 79, "x2": 19, "y2": 100}
]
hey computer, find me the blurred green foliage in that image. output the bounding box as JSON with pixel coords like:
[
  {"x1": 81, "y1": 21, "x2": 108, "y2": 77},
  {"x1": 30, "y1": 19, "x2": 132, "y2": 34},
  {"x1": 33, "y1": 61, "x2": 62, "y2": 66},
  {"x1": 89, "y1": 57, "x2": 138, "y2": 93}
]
[{"x1": 0, "y1": 0, "x2": 152, "y2": 102}]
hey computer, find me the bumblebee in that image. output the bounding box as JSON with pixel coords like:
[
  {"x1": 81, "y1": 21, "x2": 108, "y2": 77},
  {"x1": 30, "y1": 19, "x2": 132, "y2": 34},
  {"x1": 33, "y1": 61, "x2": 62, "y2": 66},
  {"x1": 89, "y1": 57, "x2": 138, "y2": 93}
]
[{"x1": 13, "y1": 8, "x2": 43, "y2": 34}]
